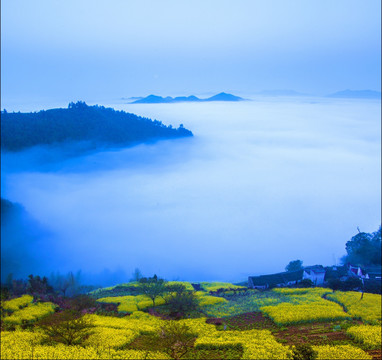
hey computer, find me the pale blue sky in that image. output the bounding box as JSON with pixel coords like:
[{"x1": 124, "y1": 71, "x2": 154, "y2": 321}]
[{"x1": 1, "y1": 0, "x2": 381, "y2": 104}]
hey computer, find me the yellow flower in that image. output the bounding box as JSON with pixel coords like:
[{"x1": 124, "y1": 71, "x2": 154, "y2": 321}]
[
  {"x1": 2, "y1": 295, "x2": 33, "y2": 311},
  {"x1": 347, "y1": 325, "x2": 381, "y2": 348},
  {"x1": 326, "y1": 291, "x2": 381, "y2": 323},
  {"x1": 313, "y1": 344, "x2": 372, "y2": 359},
  {"x1": 3, "y1": 302, "x2": 56, "y2": 325}
]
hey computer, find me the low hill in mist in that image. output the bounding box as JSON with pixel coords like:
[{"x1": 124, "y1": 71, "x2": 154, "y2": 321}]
[
  {"x1": 131, "y1": 92, "x2": 244, "y2": 103},
  {"x1": 1, "y1": 101, "x2": 193, "y2": 152}
]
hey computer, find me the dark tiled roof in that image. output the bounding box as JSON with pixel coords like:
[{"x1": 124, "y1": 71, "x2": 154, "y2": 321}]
[
  {"x1": 324, "y1": 266, "x2": 348, "y2": 280},
  {"x1": 304, "y1": 265, "x2": 326, "y2": 274},
  {"x1": 249, "y1": 270, "x2": 303, "y2": 286},
  {"x1": 304, "y1": 265, "x2": 325, "y2": 269}
]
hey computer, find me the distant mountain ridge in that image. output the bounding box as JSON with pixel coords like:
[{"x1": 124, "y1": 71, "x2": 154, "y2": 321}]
[
  {"x1": 1, "y1": 101, "x2": 193, "y2": 152},
  {"x1": 131, "y1": 92, "x2": 244, "y2": 104},
  {"x1": 327, "y1": 89, "x2": 381, "y2": 99}
]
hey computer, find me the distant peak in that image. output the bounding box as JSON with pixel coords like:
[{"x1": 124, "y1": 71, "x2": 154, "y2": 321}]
[
  {"x1": 205, "y1": 92, "x2": 244, "y2": 101},
  {"x1": 130, "y1": 92, "x2": 244, "y2": 103}
]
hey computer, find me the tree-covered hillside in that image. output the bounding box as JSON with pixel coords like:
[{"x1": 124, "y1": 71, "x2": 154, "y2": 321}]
[
  {"x1": 1, "y1": 101, "x2": 193, "y2": 152},
  {"x1": 1, "y1": 198, "x2": 49, "y2": 281}
]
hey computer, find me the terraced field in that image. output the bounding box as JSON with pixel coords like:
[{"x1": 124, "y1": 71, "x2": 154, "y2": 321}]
[{"x1": 1, "y1": 283, "x2": 381, "y2": 359}]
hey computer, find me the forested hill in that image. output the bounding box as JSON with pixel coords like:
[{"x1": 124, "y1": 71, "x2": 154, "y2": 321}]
[
  {"x1": 1, "y1": 101, "x2": 193, "y2": 152},
  {"x1": 1, "y1": 197, "x2": 47, "y2": 280}
]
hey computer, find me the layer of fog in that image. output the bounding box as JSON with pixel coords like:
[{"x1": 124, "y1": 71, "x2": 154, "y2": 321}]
[{"x1": 1, "y1": 97, "x2": 381, "y2": 283}]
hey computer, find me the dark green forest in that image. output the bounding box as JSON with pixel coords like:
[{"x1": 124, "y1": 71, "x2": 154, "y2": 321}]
[
  {"x1": 1, "y1": 101, "x2": 193, "y2": 152},
  {"x1": 342, "y1": 227, "x2": 381, "y2": 267}
]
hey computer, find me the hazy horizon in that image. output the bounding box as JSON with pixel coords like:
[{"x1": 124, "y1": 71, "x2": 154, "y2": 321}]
[{"x1": 1, "y1": 0, "x2": 381, "y2": 106}]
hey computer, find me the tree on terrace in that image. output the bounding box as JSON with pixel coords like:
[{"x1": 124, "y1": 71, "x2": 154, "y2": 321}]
[{"x1": 138, "y1": 275, "x2": 167, "y2": 306}]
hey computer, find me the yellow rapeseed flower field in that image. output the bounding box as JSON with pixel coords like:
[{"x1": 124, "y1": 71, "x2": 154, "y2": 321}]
[
  {"x1": 2, "y1": 294, "x2": 33, "y2": 311},
  {"x1": 97, "y1": 295, "x2": 166, "y2": 312},
  {"x1": 195, "y1": 329, "x2": 292, "y2": 359},
  {"x1": 3, "y1": 302, "x2": 56, "y2": 325},
  {"x1": 326, "y1": 291, "x2": 381, "y2": 323},
  {"x1": 260, "y1": 302, "x2": 350, "y2": 325},
  {"x1": 199, "y1": 282, "x2": 246, "y2": 292},
  {"x1": 313, "y1": 344, "x2": 372, "y2": 359},
  {"x1": 347, "y1": 325, "x2": 382, "y2": 348},
  {"x1": 2, "y1": 288, "x2": 381, "y2": 360}
]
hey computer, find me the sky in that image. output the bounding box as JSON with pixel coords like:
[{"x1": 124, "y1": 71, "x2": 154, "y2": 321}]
[{"x1": 1, "y1": 0, "x2": 381, "y2": 106}]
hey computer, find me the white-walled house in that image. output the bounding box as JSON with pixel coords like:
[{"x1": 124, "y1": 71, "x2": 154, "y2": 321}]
[{"x1": 302, "y1": 265, "x2": 326, "y2": 285}]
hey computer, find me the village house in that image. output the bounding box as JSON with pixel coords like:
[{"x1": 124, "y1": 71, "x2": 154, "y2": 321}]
[
  {"x1": 248, "y1": 270, "x2": 304, "y2": 289},
  {"x1": 302, "y1": 265, "x2": 326, "y2": 285},
  {"x1": 248, "y1": 265, "x2": 328, "y2": 289},
  {"x1": 248, "y1": 264, "x2": 381, "y2": 290},
  {"x1": 324, "y1": 264, "x2": 382, "y2": 284},
  {"x1": 324, "y1": 265, "x2": 348, "y2": 282},
  {"x1": 347, "y1": 264, "x2": 367, "y2": 279}
]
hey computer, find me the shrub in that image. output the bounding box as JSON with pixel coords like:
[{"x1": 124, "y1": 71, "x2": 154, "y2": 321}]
[
  {"x1": 166, "y1": 285, "x2": 200, "y2": 317},
  {"x1": 328, "y1": 278, "x2": 363, "y2": 292},
  {"x1": 292, "y1": 344, "x2": 318, "y2": 360},
  {"x1": 0, "y1": 286, "x2": 10, "y2": 301},
  {"x1": 342, "y1": 277, "x2": 362, "y2": 291},
  {"x1": 159, "y1": 321, "x2": 195, "y2": 360},
  {"x1": 70, "y1": 295, "x2": 98, "y2": 312},
  {"x1": 364, "y1": 280, "x2": 382, "y2": 294},
  {"x1": 298, "y1": 279, "x2": 314, "y2": 288},
  {"x1": 327, "y1": 278, "x2": 343, "y2": 291}
]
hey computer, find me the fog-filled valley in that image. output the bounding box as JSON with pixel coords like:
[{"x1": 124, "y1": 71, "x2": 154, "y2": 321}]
[{"x1": 1, "y1": 97, "x2": 380, "y2": 285}]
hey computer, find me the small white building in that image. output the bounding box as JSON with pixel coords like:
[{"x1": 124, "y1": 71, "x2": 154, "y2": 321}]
[{"x1": 303, "y1": 265, "x2": 326, "y2": 285}]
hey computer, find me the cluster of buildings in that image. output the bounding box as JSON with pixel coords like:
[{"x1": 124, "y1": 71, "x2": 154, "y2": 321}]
[{"x1": 248, "y1": 264, "x2": 381, "y2": 289}]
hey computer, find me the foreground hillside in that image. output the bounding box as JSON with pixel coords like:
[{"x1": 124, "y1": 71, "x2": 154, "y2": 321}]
[
  {"x1": 1, "y1": 101, "x2": 193, "y2": 152},
  {"x1": 1, "y1": 282, "x2": 381, "y2": 359}
]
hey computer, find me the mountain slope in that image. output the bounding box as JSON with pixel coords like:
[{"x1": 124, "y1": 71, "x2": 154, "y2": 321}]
[
  {"x1": 1, "y1": 101, "x2": 193, "y2": 152},
  {"x1": 205, "y1": 92, "x2": 244, "y2": 101}
]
